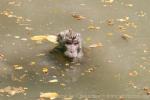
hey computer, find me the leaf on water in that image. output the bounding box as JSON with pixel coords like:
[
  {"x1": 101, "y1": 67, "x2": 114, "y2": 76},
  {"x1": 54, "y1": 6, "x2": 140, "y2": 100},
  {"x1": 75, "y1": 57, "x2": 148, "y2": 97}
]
[
  {"x1": 125, "y1": 4, "x2": 133, "y2": 7},
  {"x1": 89, "y1": 42, "x2": 103, "y2": 48},
  {"x1": 88, "y1": 25, "x2": 100, "y2": 30},
  {"x1": 101, "y1": 0, "x2": 114, "y2": 4},
  {"x1": 46, "y1": 35, "x2": 57, "y2": 44},
  {"x1": 72, "y1": 14, "x2": 86, "y2": 20},
  {"x1": 25, "y1": 27, "x2": 33, "y2": 31},
  {"x1": 30, "y1": 61, "x2": 36, "y2": 66},
  {"x1": 31, "y1": 35, "x2": 47, "y2": 41},
  {"x1": 48, "y1": 79, "x2": 58, "y2": 83},
  {"x1": 42, "y1": 67, "x2": 48, "y2": 73},
  {"x1": 0, "y1": 53, "x2": 4, "y2": 60},
  {"x1": 117, "y1": 17, "x2": 129, "y2": 22},
  {"x1": 31, "y1": 35, "x2": 57, "y2": 44},
  {"x1": 13, "y1": 65, "x2": 23, "y2": 70},
  {"x1": 0, "y1": 86, "x2": 27, "y2": 96},
  {"x1": 121, "y1": 34, "x2": 132, "y2": 40},
  {"x1": 40, "y1": 92, "x2": 59, "y2": 99},
  {"x1": 106, "y1": 19, "x2": 114, "y2": 26},
  {"x1": 128, "y1": 71, "x2": 138, "y2": 77}
]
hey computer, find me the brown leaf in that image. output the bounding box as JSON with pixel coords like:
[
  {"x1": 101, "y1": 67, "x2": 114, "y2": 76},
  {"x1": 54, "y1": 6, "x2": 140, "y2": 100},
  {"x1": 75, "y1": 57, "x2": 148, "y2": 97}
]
[{"x1": 72, "y1": 14, "x2": 86, "y2": 20}]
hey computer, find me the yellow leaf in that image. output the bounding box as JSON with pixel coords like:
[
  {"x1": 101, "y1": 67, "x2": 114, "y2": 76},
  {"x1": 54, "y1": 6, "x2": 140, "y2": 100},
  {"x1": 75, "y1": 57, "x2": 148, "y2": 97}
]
[
  {"x1": 31, "y1": 35, "x2": 57, "y2": 44},
  {"x1": 48, "y1": 79, "x2": 58, "y2": 83},
  {"x1": 31, "y1": 35, "x2": 47, "y2": 41},
  {"x1": 42, "y1": 68, "x2": 48, "y2": 73},
  {"x1": 88, "y1": 25, "x2": 100, "y2": 30},
  {"x1": 46, "y1": 35, "x2": 57, "y2": 44},
  {"x1": 40, "y1": 92, "x2": 58, "y2": 99},
  {"x1": 89, "y1": 42, "x2": 103, "y2": 48}
]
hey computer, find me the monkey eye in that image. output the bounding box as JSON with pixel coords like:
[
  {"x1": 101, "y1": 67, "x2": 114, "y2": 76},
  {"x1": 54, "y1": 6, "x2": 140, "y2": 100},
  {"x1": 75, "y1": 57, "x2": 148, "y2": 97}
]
[
  {"x1": 66, "y1": 41, "x2": 72, "y2": 45},
  {"x1": 74, "y1": 42, "x2": 79, "y2": 45}
]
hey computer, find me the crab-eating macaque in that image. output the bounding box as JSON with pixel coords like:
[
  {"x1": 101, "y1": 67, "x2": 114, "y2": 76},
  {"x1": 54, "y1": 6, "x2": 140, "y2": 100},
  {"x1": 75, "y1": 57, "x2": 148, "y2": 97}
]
[{"x1": 56, "y1": 29, "x2": 83, "y2": 61}]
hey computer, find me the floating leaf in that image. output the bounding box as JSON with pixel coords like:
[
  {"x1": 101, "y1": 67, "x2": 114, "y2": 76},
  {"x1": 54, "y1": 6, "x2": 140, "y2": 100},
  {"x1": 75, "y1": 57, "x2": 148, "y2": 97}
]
[
  {"x1": 40, "y1": 92, "x2": 59, "y2": 99},
  {"x1": 89, "y1": 42, "x2": 103, "y2": 48},
  {"x1": 31, "y1": 35, "x2": 47, "y2": 42},
  {"x1": 0, "y1": 86, "x2": 27, "y2": 96},
  {"x1": 72, "y1": 14, "x2": 86, "y2": 20},
  {"x1": 31, "y1": 35, "x2": 57, "y2": 44},
  {"x1": 42, "y1": 68, "x2": 48, "y2": 73},
  {"x1": 48, "y1": 79, "x2": 58, "y2": 83},
  {"x1": 88, "y1": 25, "x2": 100, "y2": 30},
  {"x1": 121, "y1": 34, "x2": 132, "y2": 40},
  {"x1": 46, "y1": 35, "x2": 57, "y2": 44}
]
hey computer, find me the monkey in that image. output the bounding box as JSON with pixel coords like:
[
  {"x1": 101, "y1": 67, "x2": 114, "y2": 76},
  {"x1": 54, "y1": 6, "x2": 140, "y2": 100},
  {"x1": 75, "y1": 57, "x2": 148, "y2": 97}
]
[{"x1": 52, "y1": 29, "x2": 83, "y2": 62}]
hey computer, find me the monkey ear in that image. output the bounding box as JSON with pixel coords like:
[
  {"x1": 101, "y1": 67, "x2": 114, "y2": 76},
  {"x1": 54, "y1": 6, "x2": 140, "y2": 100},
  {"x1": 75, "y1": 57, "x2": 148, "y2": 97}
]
[{"x1": 68, "y1": 28, "x2": 73, "y2": 33}]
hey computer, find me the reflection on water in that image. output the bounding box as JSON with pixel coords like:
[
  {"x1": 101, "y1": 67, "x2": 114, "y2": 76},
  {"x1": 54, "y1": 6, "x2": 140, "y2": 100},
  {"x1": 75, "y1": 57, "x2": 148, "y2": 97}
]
[{"x1": 0, "y1": 0, "x2": 150, "y2": 100}]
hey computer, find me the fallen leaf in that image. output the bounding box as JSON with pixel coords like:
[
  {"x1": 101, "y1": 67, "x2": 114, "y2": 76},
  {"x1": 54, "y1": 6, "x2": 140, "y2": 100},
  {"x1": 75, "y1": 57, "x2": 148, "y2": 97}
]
[
  {"x1": 0, "y1": 86, "x2": 27, "y2": 96},
  {"x1": 40, "y1": 92, "x2": 58, "y2": 99},
  {"x1": 13, "y1": 65, "x2": 23, "y2": 70},
  {"x1": 89, "y1": 42, "x2": 103, "y2": 48},
  {"x1": 88, "y1": 25, "x2": 100, "y2": 30},
  {"x1": 121, "y1": 34, "x2": 132, "y2": 40},
  {"x1": 48, "y1": 79, "x2": 58, "y2": 83},
  {"x1": 46, "y1": 35, "x2": 57, "y2": 44},
  {"x1": 42, "y1": 68, "x2": 48, "y2": 73},
  {"x1": 31, "y1": 35, "x2": 57, "y2": 44},
  {"x1": 72, "y1": 14, "x2": 86, "y2": 20}
]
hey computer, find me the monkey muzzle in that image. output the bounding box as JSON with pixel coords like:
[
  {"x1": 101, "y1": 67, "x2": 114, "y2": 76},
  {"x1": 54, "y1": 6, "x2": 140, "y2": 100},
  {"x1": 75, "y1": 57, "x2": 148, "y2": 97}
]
[{"x1": 64, "y1": 45, "x2": 78, "y2": 59}]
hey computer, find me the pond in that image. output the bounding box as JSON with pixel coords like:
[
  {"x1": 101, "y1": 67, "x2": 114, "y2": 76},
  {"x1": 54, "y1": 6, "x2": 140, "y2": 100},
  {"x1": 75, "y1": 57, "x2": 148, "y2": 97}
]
[{"x1": 0, "y1": 0, "x2": 150, "y2": 100}]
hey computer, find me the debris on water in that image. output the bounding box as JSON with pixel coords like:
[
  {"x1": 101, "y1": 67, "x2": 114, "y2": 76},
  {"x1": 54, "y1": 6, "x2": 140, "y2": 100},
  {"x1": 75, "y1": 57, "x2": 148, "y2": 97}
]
[
  {"x1": 13, "y1": 65, "x2": 23, "y2": 70},
  {"x1": 117, "y1": 17, "x2": 129, "y2": 22},
  {"x1": 36, "y1": 53, "x2": 46, "y2": 57},
  {"x1": 143, "y1": 87, "x2": 150, "y2": 95},
  {"x1": 128, "y1": 81, "x2": 138, "y2": 89},
  {"x1": 21, "y1": 38, "x2": 28, "y2": 41},
  {"x1": 89, "y1": 42, "x2": 103, "y2": 48},
  {"x1": 88, "y1": 25, "x2": 100, "y2": 30},
  {"x1": 106, "y1": 19, "x2": 114, "y2": 26},
  {"x1": 136, "y1": 11, "x2": 146, "y2": 17},
  {"x1": 128, "y1": 71, "x2": 138, "y2": 77},
  {"x1": 60, "y1": 83, "x2": 66, "y2": 87},
  {"x1": 30, "y1": 61, "x2": 36, "y2": 66},
  {"x1": 25, "y1": 27, "x2": 33, "y2": 31},
  {"x1": 101, "y1": 0, "x2": 114, "y2": 4},
  {"x1": 42, "y1": 67, "x2": 48, "y2": 74},
  {"x1": 40, "y1": 92, "x2": 59, "y2": 100},
  {"x1": 14, "y1": 36, "x2": 20, "y2": 39},
  {"x1": 72, "y1": 14, "x2": 86, "y2": 20},
  {"x1": 48, "y1": 79, "x2": 58, "y2": 83},
  {"x1": 64, "y1": 97, "x2": 73, "y2": 100},
  {"x1": 47, "y1": 35, "x2": 57, "y2": 44},
  {"x1": 0, "y1": 53, "x2": 4, "y2": 60},
  {"x1": 106, "y1": 32, "x2": 113, "y2": 36},
  {"x1": 125, "y1": 4, "x2": 133, "y2": 7},
  {"x1": 119, "y1": 96, "x2": 125, "y2": 100},
  {"x1": 121, "y1": 34, "x2": 132, "y2": 40},
  {"x1": 8, "y1": 1, "x2": 15, "y2": 5},
  {"x1": 31, "y1": 35, "x2": 57, "y2": 44},
  {"x1": 0, "y1": 86, "x2": 27, "y2": 96}
]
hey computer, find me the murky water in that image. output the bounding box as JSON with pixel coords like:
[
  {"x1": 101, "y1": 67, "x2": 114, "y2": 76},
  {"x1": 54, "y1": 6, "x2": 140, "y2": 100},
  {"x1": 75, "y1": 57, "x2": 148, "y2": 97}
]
[{"x1": 0, "y1": 0, "x2": 150, "y2": 100}]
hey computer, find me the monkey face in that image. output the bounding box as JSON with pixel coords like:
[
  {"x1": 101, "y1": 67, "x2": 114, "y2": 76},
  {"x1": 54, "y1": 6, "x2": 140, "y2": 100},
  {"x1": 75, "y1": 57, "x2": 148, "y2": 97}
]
[
  {"x1": 56, "y1": 29, "x2": 83, "y2": 61},
  {"x1": 64, "y1": 39, "x2": 80, "y2": 59}
]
